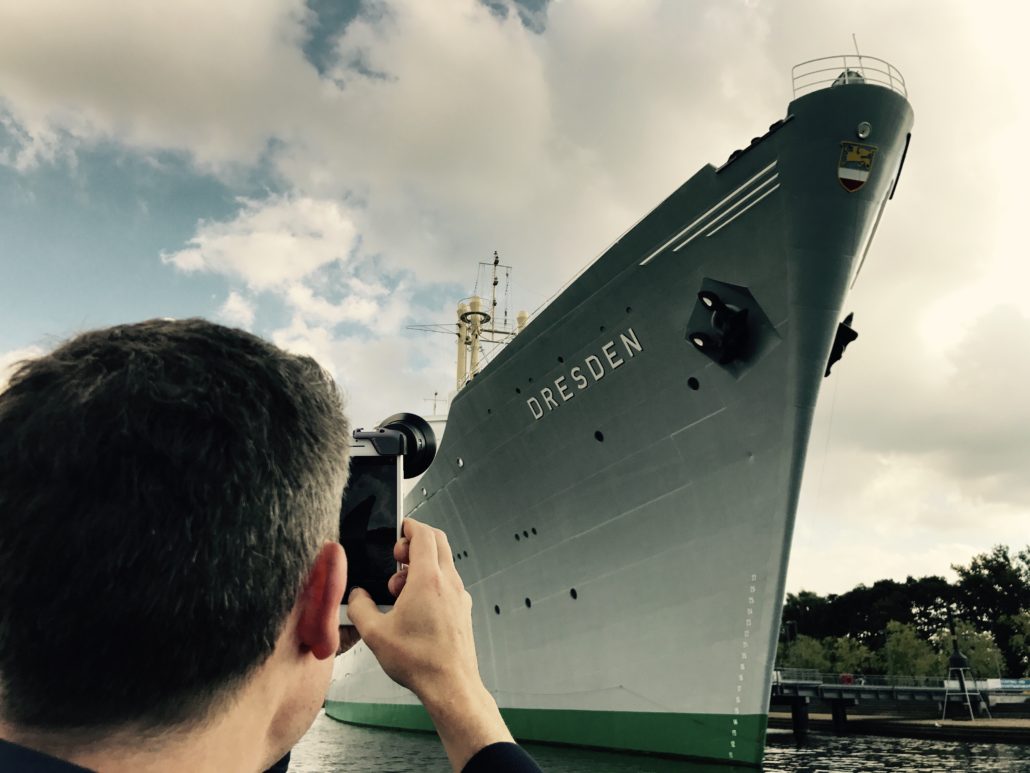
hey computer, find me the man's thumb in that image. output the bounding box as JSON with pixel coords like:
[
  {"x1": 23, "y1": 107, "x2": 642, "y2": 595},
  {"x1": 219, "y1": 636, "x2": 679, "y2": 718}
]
[{"x1": 345, "y1": 586, "x2": 380, "y2": 632}]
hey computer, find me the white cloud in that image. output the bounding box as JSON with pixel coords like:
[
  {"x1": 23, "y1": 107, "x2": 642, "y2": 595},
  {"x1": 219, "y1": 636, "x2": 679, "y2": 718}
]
[
  {"x1": 0, "y1": 345, "x2": 45, "y2": 393},
  {"x1": 161, "y1": 196, "x2": 358, "y2": 290},
  {"x1": 284, "y1": 283, "x2": 380, "y2": 326},
  {"x1": 216, "y1": 290, "x2": 256, "y2": 329},
  {"x1": 271, "y1": 312, "x2": 455, "y2": 428},
  {"x1": 5, "y1": 0, "x2": 1030, "y2": 593},
  {"x1": 270, "y1": 313, "x2": 342, "y2": 377},
  {"x1": 0, "y1": 0, "x2": 322, "y2": 169}
]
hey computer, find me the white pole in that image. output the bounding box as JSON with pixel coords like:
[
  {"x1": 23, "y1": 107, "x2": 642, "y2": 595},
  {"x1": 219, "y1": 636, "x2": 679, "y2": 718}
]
[
  {"x1": 469, "y1": 297, "x2": 482, "y2": 376},
  {"x1": 456, "y1": 303, "x2": 468, "y2": 388}
]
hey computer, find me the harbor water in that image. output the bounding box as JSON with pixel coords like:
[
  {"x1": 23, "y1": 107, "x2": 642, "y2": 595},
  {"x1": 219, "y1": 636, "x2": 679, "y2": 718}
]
[{"x1": 288, "y1": 711, "x2": 1030, "y2": 772}]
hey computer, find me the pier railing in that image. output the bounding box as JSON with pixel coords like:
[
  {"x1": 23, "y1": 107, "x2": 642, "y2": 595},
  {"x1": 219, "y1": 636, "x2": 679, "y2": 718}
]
[
  {"x1": 792, "y1": 55, "x2": 907, "y2": 99},
  {"x1": 774, "y1": 670, "x2": 1030, "y2": 697},
  {"x1": 774, "y1": 668, "x2": 944, "y2": 688}
]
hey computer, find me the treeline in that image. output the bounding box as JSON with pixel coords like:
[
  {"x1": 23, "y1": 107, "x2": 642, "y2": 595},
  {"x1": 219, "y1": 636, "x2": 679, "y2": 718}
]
[{"x1": 778, "y1": 545, "x2": 1030, "y2": 678}]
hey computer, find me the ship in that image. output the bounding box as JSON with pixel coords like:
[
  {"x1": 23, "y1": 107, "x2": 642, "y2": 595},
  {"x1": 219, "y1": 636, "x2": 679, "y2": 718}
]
[{"x1": 326, "y1": 55, "x2": 914, "y2": 767}]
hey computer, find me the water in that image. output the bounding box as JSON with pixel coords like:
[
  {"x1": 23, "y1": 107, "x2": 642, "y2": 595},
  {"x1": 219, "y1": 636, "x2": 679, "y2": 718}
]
[{"x1": 288, "y1": 711, "x2": 1030, "y2": 772}]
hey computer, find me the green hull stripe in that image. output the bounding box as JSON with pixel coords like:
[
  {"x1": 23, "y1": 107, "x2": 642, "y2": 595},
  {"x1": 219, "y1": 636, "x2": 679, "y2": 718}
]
[{"x1": 324, "y1": 700, "x2": 766, "y2": 766}]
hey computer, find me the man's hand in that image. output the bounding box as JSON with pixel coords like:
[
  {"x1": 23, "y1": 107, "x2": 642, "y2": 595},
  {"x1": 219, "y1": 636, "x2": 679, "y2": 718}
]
[{"x1": 345, "y1": 518, "x2": 514, "y2": 771}]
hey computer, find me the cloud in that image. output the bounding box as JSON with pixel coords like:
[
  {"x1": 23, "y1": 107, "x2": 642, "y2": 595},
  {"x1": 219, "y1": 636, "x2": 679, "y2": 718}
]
[
  {"x1": 0, "y1": 345, "x2": 45, "y2": 393},
  {"x1": 284, "y1": 283, "x2": 380, "y2": 326},
  {"x1": 816, "y1": 306, "x2": 1030, "y2": 509},
  {"x1": 1, "y1": 0, "x2": 782, "y2": 289},
  {"x1": 161, "y1": 195, "x2": 358, "y2": 290},
  {"x1": 216, "y1": 290, "x2": 256, "y2": 329},
  {"x1": 5, "y1": 0, "x2": 1030, "y2": 594},
  {"x1": 792, "y1": 305, "x2": 1030, "y2": 593},
  {"x1": 0, "y1": 0, "x2": 324, "y2": 169},
  {"x1": 270, "y1": 311, "x2": 455, "y2": 426}
]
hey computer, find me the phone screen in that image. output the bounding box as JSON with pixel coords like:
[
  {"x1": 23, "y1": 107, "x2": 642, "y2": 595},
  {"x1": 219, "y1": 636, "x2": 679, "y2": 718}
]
[{"x1": 339, "y1": 454, "x2": 401, "y2": 606}]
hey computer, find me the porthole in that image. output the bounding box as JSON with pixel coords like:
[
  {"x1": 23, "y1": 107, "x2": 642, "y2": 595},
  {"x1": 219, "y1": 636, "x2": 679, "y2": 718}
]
[
  {"x1": 522, "y1": 530, "x2": 529, "y2": 538},
  {"x1": 626, "y1": 306, "x2": 632, "y2": 314},
  {"x1": 463, "y1": 550, "x2": 468, "y2": 558},
  {"x1": 594, "y1": 431, "x2": 604, "y2": 442},
  {"x1": 456, "y1": 457, "x2": 464, "y2": 468},
  {"x1": 528, "y1": 377, "x2": 533, "y2": 383},
  {"x1": 558, "y1": 356, "x2": 565, "y2": 363},
  {"x1": 570, "y1": 588, "x2": 578, "y2": 600},
  {"x1": 421, "y1": 487, "x2": 427, "y2": 496},
  {"x1": 494, "y1": 605, "x2": 501, "y2": 615},
  {"x1": 515, "y1": 533, "x2": 521, "y2": 541},
  {"x1": 688, "y1": 377, "x2": 700, "y2": 391},
  {"x1": 515, "y1": 387, "x2": 521, "y2": 394},
  {"x1": 487, "y1": 408, "x2": 492, "y2": 415},
  {"x1": 531, "y1": 527, "x2": 537, "y2": 535},
  {"x1": 525, "y1": 598, "x2": 532, "y2": 608},
  {"x1": 599, "y1": 325, "x2": 606, "y2": 332}
]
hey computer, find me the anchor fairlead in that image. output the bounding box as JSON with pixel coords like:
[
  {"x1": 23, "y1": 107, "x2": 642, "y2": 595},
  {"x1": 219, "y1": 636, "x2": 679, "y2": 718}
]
[{"x1": 688, "y1": 290, "x2": 751, "y2": 364}]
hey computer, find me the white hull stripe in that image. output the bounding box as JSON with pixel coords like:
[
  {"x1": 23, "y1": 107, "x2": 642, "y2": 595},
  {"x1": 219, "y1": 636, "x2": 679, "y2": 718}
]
[
  {"x1": 706, "y1": 183, "x2": 780, "y2": 237},
  {"x1": 673, "y1": 174, "x2": 779, "y2": 251},
  {"x1": 640, "y1": 160, "x2": 778, "y2": 265}
]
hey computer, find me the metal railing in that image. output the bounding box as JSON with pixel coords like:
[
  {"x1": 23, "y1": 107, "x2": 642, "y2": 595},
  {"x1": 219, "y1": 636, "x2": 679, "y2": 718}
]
[
  {"x1": 792, "y1": 55, "x2": 907, "y2": 99},
  {"x1": 773, "y1": 669, "x2": 945, "y2": 688}
]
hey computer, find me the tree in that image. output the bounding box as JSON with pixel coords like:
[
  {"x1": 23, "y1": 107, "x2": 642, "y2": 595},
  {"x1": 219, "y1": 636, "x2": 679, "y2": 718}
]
[
  {"x1": 953, "y1": 545, "x2": 1030, "y2": 676},
  {"x1": 933, "y1": 620, "x2": 1006, "y2": 678},
  {"x1": 786, "y1": 576, "x2": 958, "y2": 647},
  {"x1": 1004, "y1": 611, "x2": 1030, "y2": 677},
  {"x1": 827, "y1": 635, "x2": 875, "y2": 674},
  {"x1": 781, "y1": 590, "x2": 830, "y2": 640},
  {"x1": 905, "y1": 575, "x2": 958, "y2": 638},
  {"x1": 779, "y1": 634, "x2": 830, "y2": 671},
  {"x1": 883, "y1": 621, "x2": 944, "y2": 677},
  {"x1": 776, "y1": 545, "x2": 1029, "y2": 676}
]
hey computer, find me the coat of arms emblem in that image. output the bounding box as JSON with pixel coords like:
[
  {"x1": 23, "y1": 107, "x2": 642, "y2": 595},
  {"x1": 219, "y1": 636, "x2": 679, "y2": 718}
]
[{"x1": 838, "y1": 142, "x2": 877, "y2": 192}]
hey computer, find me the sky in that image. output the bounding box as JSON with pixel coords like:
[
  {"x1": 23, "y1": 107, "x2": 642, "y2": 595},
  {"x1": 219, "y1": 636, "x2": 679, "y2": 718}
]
[{"x1": 1, "y1": 0, "x2": 1027, "y2": 595}]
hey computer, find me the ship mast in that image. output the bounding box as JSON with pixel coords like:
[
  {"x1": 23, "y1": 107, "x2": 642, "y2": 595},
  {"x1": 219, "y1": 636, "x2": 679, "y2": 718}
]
[{"x1": 409, "y1": 252, "x2": 528, "y2": 390}]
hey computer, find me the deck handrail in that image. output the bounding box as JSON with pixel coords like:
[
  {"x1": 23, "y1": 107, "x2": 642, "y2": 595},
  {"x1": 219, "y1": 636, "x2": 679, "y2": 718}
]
[{"x1": 792, "y1": 55, "x2": 906, "y2": 99}]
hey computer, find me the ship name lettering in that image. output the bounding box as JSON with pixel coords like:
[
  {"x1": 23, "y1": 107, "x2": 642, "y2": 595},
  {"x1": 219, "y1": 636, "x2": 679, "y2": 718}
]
[
  {"x1": 526, "y1": 327, "x2": 644, "y2": 421},
  {"x1": 540, "y1": 387, "x2": 558, "y2": 410},
  {"x1": 620, "y1": 329, "x2": 643, "y2": 356},
  {"x1": 602, "y1": 342, "x2": 623, "y2": 370},
  {"x1": 555, "y1": 376, "x2": 573, "y2": 401}
]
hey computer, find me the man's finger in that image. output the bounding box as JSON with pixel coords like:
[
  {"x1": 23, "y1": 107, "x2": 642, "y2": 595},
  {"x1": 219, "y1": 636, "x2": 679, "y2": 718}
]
[
  {"x1": 394, "y1": 536, "x2": 411, "y2": 565},
  {"x1": 433, "y1": 527, "x2": 456, "y2": 571},
  {"x1": 345, "y1": 587, "x2": 381, "y2": 634},
  {"x1": 388, "y1": 567, "x2": 408, "y2": 598},
  {"x1": 402, "y1": 518, "x2": 438, "y2": 573}
]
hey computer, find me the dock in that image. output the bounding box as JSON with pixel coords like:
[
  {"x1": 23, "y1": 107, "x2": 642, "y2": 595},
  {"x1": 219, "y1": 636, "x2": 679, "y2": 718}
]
[
  {"x1": 767, "y1": 712, "x2": 1030, "y2": 744},
  {"x1": 769, "y1": 670, "x2": 1030, "y2": 743}
]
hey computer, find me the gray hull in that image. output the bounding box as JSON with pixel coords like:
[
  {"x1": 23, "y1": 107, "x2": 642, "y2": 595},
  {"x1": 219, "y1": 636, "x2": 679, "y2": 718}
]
[{"x1": 329, "y1": 78, "x2": 914, "y2": 767}]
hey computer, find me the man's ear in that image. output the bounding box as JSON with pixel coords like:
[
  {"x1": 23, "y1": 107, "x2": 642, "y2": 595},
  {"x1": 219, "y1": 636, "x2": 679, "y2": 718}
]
[{"x1": 296, "y1": 541, "x2": 347, "y2": 660}]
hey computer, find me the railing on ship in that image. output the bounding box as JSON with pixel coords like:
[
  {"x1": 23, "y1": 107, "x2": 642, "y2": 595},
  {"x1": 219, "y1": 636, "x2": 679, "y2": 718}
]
[{"x1": 792, "y1": 55, "x2": 907, "y2": 99}]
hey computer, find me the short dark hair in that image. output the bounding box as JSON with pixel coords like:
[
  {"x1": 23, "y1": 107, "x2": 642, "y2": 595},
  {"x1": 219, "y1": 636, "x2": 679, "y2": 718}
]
[{"x1": 0, "y1": 319, "x2": 349, "y2": 734}]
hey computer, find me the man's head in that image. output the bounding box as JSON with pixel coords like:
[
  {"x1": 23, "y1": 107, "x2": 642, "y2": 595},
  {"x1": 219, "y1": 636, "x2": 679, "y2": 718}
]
[{"x1": 0, "y1": 319, "x2": 349, "y2": 741}]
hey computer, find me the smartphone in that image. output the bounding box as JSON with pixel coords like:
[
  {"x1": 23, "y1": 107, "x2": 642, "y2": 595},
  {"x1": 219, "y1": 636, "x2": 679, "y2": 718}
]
[{"x1": 338, "y1": 428, "x2": 405, "y2": 626}]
